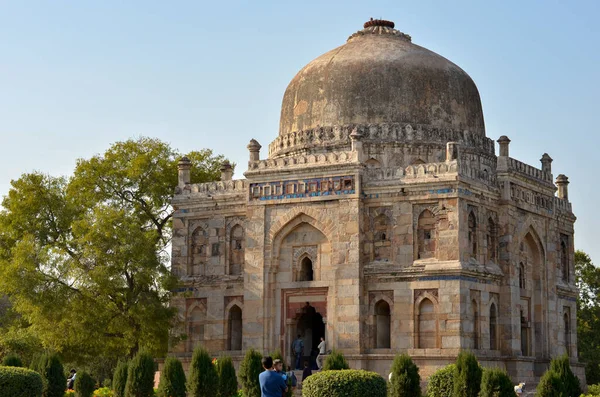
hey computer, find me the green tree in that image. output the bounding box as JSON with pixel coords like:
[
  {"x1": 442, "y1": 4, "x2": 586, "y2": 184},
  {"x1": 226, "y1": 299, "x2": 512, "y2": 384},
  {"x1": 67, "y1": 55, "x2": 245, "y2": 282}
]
[
  {"x1": 157, "y1": 356, "x2": 186, "y2": 397},
  {"x1": 576, "y1": 250, "x2": 600, "y2": 384},
  {"x1": 238, "y1": 348, "x2": 263, "y2": 397},
  {"x1": 0, "y1": 138, "x2": 227, "y2": 365},
  {"x1": 39, "y1": 353, "x2": 67, "y2": 397},
  {"x1": 550, "y1": 355, "x2": 582, "y2": 396},
  {"x1": 388, "y1": 354, "x2": 421, "y2": 397},
  {"x1": 187, "y1": 346, "x2": 218, "y2": 397},
  {"x1": 124, "y1": 351, "x2": 155, "y2": 397},
  {"x1": 216, "y1": 355, "x2": 238, "y2": 397},
  {"x1": 426, "y1": 364, "x2": 455, "y2": 397},
  {"x1": 322, "y1": 349, "x2": 349, "y2": 370},
  {"x1": 479, "y1": 367, "x2": 513, "y2": 397},
  {"x1": 112, "y1": 360, "x2": 129, "y2": 397},
  {"x1": 452, "y1": 351, "x2": 481, "y2": 397},
  {"x1": 74, "y1": 371, "x2": 96, "y2": 397}
]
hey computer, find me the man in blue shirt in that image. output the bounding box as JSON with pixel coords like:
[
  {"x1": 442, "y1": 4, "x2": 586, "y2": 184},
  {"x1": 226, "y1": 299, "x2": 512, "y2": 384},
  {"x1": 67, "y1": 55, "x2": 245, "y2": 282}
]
[{"x1": 259, "y1": 356, "x2": 288, "y2": 397}]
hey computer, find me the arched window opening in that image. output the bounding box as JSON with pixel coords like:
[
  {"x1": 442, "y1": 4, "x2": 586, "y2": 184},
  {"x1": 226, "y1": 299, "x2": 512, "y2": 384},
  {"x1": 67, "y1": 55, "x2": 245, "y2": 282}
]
[
  {"x1": 487, "y1": 218, "x2": 497, "y2": 262},
  {"x1": 564, "y1": 313, "x2": 570, "y2": 357},
  {"x1": 519, "y1": 262, "x2": 526, "y2": 289},
  {"x1": 472, "y1": 300, "x2": 479, "y2": 350},
  {"x1": 229, "y1": 225, "x2": 244, "y2": 276},
  {"x1": 468, "y1": 211, "x2": 477, "y2": 260},
  {"x1": 300, "y1": 257, "x2": 314, "y2": 282},
  {"x1": 520, "y1": 310, "x2": 529, "y2": 356},
  {"x1": 191, "y1": 227, "x2": 208, "y2": 276},
  {"x1": 417, "y1": 210, "x2": 437, "y2": 260},
  {"x1": 489, "y1": 303, "x2": 498, "y2": 350},
  {"x1": 374, "y1": 300, "x2": 391, "y2": 348},
  {"x1": 561, "y1": 240, "x2": 569, "y2": 283},
  {"x1": 189, "y1": 306, "x2": 205, "y2": 351},
  {"x1": 418, "y1": 298, "x2": 436, "y2": 348},
  {"x1": 228, "y1": 305, "x2": 243, "y2": 351}
]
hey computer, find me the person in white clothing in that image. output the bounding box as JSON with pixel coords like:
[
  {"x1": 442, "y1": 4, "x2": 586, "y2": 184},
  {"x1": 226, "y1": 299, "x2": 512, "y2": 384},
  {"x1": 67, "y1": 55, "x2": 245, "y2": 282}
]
[{"x1": 316, "y1": 337, "x2": 326, "y2": 369}]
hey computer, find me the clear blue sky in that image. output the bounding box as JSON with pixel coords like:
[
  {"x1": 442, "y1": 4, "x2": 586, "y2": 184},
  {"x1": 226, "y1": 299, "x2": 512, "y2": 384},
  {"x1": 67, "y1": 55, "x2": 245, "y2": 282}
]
[{"x1": 1, "y1": 1, "x2": 599, "y2": 262}]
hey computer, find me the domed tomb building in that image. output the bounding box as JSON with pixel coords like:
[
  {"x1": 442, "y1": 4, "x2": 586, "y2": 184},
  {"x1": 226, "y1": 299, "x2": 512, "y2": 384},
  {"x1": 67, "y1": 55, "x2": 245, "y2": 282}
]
[{"x1": 169, "y1": 19, "x2": 582, "y2": 383}]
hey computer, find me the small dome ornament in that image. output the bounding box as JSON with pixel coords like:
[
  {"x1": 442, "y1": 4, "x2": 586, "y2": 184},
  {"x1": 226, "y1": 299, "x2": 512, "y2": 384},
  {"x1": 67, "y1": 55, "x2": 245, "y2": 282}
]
[{"x1": 348, "y1": 18, "x2": 412, "y2": 42}]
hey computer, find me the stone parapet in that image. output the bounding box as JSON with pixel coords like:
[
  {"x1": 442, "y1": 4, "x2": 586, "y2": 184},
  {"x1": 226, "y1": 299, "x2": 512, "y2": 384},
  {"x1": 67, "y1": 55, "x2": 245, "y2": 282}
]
[
  {"x1": 507, "y1": 157, "x2": 553, "y2": 183},
  {"x1": 268, "y1": 123, "x2": 495, "y2": 158},
  {"x1": 174, "y1": 179, "x2": 247, "y2": 199},
  {"x1": 246, "y1": 151, "x2": 358, "y2": 175}
]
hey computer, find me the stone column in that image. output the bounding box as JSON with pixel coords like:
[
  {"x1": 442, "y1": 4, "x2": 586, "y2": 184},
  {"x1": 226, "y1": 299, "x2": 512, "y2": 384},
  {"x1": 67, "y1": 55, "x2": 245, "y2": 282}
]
[
  {"x1": 220, "y1": 160, "x2": 233, "y2": 181},
  {"x1": 247, "y1": 139, "x2": 262, "y2": 163},
  {"x1": 540, "y1": 153, "x2": 553, "y2": 174},
  {"x1": 178, "y1": 156, "x2": 191, "y2": 187},
  {"x1": 556, "y1": 174, "x2": 569, "y2": 200},
  {"x1": 350, "y1": 129, "x2": 364, "y2": 162},
  {"x1": 446, "y1": 142, "x2": 459, "y2": 161},
  {"x1": 497, "y1": 136, "x2": 511, "y2": 157}
]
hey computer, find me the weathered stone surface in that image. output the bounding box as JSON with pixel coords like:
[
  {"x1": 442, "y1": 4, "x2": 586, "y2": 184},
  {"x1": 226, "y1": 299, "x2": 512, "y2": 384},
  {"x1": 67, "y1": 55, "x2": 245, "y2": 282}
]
[{"x1": 166, "y1": 18, "x2": 583, "y2": 388}]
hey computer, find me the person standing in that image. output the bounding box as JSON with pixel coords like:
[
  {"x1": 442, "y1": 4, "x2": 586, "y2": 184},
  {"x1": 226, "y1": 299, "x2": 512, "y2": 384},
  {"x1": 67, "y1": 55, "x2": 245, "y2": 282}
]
[
  {"x1": 316, "y1": 337, "x2": 326, "y2": 370},
  {"x1": 259, "y1": 356, "x2": 288, "y2": 397},
  {"x1": 302, "y1": 361, "x2": 312, "y2": 383},
  {"x1": 292, "y1": 334, "x2": 304, "y2": 370}
]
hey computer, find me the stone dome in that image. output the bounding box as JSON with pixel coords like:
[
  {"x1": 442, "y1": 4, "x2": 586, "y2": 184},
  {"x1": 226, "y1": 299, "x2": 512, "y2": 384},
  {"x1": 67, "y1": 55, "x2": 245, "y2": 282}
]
[{"x1": 278, "y1": 19, "x2": 486, "y2": 143}]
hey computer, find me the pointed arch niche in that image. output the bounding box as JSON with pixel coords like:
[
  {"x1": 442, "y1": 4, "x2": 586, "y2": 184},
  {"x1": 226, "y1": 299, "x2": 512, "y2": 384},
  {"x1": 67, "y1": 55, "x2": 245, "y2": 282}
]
[
  {"x1": 415, "y1": 209, "x2": 438, "y2": 260},
  {"x1": 225, "y1": 299, "x2": 243, "y2": 351},
  {"x1": 272, "y1": 214, "x2": 331, "y2": 283},
  {"x1": 518, "y1": 228, "x2": 546, "y2": 358},
  {"x1": 190, "y1": 226, "x2": 208, "y2": 276}
]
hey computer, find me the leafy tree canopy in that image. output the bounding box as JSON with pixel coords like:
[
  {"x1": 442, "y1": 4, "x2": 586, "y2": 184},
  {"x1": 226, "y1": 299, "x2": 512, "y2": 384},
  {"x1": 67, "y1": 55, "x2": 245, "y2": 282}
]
[
  {"x1": 576, "y1": 250, "x2": 600, "y2": 384},
  {"x1": 0, "y1": 137, "x2": 228, "y2": 366}
]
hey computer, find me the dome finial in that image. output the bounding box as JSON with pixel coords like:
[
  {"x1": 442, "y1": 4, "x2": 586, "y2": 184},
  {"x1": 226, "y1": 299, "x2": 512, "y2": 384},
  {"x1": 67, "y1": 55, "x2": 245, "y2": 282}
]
[{"x1": 364, "y1": 18, "x2": 395, "y2": 29}]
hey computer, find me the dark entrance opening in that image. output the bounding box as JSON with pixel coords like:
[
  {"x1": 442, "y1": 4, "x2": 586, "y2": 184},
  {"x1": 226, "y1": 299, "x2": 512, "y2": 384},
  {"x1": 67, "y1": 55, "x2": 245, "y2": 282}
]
[{"x1": 296, "y1": 303, "x2": 325, "y2": 369}]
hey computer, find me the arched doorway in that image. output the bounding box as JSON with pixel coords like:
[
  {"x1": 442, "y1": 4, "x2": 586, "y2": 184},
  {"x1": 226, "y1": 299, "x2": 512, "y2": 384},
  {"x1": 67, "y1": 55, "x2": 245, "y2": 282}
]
[
  {"x1": 296, "y1": 303, "x2": 325, "y2": 369},
  {"x1": 300, "y1": 257, "x2": 314, "y2": 281},
  {"x1": 228, "y1": 305, "x2": 242, "y2": 351}
]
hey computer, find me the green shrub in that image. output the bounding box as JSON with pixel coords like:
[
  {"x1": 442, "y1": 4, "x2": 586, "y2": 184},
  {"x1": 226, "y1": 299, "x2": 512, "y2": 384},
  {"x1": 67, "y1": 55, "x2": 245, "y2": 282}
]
[
  {"x1": 112, "y1": 361, "x2": 128, "y2": 397},
  {"x1": 187, "y1": 346, "x2": 218, "y2": 397},
  {"x1": 29, "y1": 354, "x2": 43, "y2": 372},
  {"x1": 452, "y1": 351, "x2": 481, "y2": 397},
  {"x1": 102, "y1": 378, "x2": 112, "y2": 388},
  {"x1": 238, "y1": 349, "x2": 263, "y2": 397},
  {"x1": 39, "y1": 354, "x2": 67, "y2": 397},
  {"x1": 426, "y1": 364, "x2": 455, "y2": 397},
  {"x1": 536, "y1": 355, "x2": 582, "y2": 397},
  {"x1": 74, "y1": 371, "x2": 95, "y2": 397},
  {"x1": 536, "y1": 370, "x2": 563, "y2": 397},
  {"x1": 92, "y1": 387, "x2": 114, "y2": 397},
  {"x1": 2, "y1": 353, "x2": 23, "y2": 367},
  {"x1": 0, "y1": 365, "x2": 44, "y2": 397},
  {"x1": 156, "y1": 357, "x2": 186, "y2": 397},
  {"x1": 217, "y1": 356, "x2": 238, "y2": 397},
  {"x1": 388, "y1": 354, "x2": 421, "y2": 397},
  {"x1": 124, "y1": 351, "x2": 155, "y2": 397},
  {"x1": 322, "y1": 349, "x2": 349, "y2": 370},
  {"x1": 588, "y1": 384, "x2": 600, "y2": 395},
  {"x1": 550, "y1": 355, "x2": 582, "y2": 396},
  {"x1": 479, "y1": 367, "x2": 513, "y2": 397},
  {"x1": 302, "y1": 369, "x2": 386, "y2": 397}
]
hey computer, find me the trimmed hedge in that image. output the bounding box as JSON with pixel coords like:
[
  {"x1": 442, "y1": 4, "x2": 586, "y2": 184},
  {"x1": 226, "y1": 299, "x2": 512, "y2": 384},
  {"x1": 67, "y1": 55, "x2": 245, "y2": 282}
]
[
  {"x1": 238, "y1": 348, "x2": 263, "y2": 397},
  {"x1": 39, "y1": 353, "x2": 66, "y2": 397},
  {"x1": 112, "y1": 360, "x2": 128, "y2": 397},
  {"x1": 124, "y1": 351, "x2": 155, "y2": 397},
  {"x1": 322, "y1": 349, "x2": 349, "y2": 370},
  {"x1": 2, "y1": 353, "x2": 23, "y2": 367},
  {"x1": 302, "y1": 370, "x2": 386, "y2": 397},
  {"x1": 452, "y1": 352, "x2": 481, "y2": 397},
  {"x1": 388, "y1": 354, "x2": 421, "y2": 397},
  {"x1": 74, "y1": 371, "x2": 95, "y2": 397},
  {"x1": 216, "y1": 356, "x2": 238, "y2": 397},
  {"x1": 426, "y1": 364, "x2": 455, "y2": 397},
  {"x1": 157, "y1": 356, "x2": 186, "y2": 397},
  {"x1": 187, "y1": 346, "x2": 218, "y2": 397},
  {"x1": 0, "y1": 365, "x2": 44, "y2": 397},
  {"x1": 479, "y1": 367, "x2": 513, "y2": 397},
  {"x1": 536, "y1": 355, "x2": 582, "y2": 397}
]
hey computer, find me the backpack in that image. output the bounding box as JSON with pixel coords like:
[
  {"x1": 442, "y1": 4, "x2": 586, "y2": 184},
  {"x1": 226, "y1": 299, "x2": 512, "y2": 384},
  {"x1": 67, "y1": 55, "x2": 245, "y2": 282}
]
[{"x1": 286, "y1": 371, "x2": 297, "y2": 387}]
